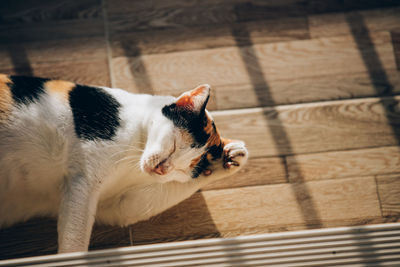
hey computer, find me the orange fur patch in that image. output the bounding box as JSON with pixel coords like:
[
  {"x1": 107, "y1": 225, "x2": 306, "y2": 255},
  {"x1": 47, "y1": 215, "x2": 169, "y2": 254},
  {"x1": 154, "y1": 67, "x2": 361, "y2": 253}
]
[
  {"x1": 204, "y1": 118, "x2": 213, "y2": 134},
  {"x1": 190, "y1": 86, "x2": 205, "y2": 96},
  {"x1": 190, "y1": 117, "x2": 223, "y2": 169},
  {"x1": 45, "y1": 80, "x2": 75, "y2": 99},
  {"x1": 190, "y1": 155, "x2": 202, "y2": 168},
  {"x1": 205, "y1": 116, "x2": 222, "y2": 148},
  {"x1": 0, "y1": 74, "x2": 13, "y2": 123},
  {"x1": 207, "y1": 129, "x2": 221, "y2": 147},
  {"x1": 176, "y1": 85, "x2": 208, "y2": 108},
  {"x1": 176, "y1": 94, "x2": 194, "y2": 108}
]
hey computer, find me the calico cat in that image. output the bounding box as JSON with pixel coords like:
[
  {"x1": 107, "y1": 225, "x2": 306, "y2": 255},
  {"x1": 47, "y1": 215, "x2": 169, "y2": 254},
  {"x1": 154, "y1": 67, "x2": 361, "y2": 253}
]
[{"x1": 0, "y1": 74, "x2": 248, "y2": 253}]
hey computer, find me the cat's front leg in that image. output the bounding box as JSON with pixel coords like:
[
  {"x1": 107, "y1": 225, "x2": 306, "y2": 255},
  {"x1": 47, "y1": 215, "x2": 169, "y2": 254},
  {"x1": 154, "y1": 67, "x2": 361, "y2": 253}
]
[
  {"x1": 199, "y1": 140, "x2": 248, "y2": 186},
  {"x1": 57, "y1": 175, "x2": 100, "y2": 253}
]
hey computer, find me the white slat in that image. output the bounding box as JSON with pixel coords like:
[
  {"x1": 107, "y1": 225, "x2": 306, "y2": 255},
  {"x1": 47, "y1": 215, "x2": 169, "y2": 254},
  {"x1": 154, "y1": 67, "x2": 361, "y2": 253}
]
[{"x1": 1, "y1": 223, "x2": 400, "y2": 267}]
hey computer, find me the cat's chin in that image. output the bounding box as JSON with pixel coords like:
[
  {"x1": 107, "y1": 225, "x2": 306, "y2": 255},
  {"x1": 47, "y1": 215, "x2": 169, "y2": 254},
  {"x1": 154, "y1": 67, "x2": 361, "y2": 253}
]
[{"x1": 152, "y1": 171, "x2": 191, "y2": 184}]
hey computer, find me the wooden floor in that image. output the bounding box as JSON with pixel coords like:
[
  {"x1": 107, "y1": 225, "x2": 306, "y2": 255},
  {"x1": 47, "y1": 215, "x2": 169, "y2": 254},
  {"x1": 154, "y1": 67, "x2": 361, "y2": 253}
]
[{"x1": 1, "y1": 0, "x2": 400, "y2": 260}]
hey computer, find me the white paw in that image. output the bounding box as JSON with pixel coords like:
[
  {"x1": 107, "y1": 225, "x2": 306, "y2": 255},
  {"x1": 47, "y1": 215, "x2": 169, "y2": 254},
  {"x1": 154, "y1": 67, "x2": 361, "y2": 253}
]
[{"x1": 223, "y1": 141, "x2": 248, "y2": 170}]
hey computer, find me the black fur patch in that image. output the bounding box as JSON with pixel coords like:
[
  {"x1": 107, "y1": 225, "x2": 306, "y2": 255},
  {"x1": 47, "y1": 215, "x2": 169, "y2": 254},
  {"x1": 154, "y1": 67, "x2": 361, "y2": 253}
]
[
  {"x1": 161, "y1": 103, "x2": 210, "y2": 147},
  {"x1": 208, "y1": 144, "x2": 223, "y2": 160},
  {"x1": 192, "y1": 144, "x2": 223, "y2": 178},
  {"x1": 191, "y1": 153, "x2": 210, "y2": 178},
  {"x1": 69, "y1": 85, "x2": 121, "y2": 140},
  {"x1": 8, "y1": 76, "x2": 49, "y2": 104}
]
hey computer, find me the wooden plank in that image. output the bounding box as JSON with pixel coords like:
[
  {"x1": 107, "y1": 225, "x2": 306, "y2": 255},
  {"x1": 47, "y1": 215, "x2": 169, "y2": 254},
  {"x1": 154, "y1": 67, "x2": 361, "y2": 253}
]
[
  {"x1": 0, "y1": 59, "x2": 111, "y2": 87},
  {"x1": 130, "y1": 177, "x2": 381, "y2": 243},
  {"x1": 0, "y1": 19, "x2": 104, "y2": 43},
  {"x1": 111, "y1": 32, "x2": 397, "y2": 105},
  {"x1": 376, "y1": 174, "x2": 400, "y2": 217},
  {"x1": 105, "y1": 0, "x2": 400, "y2": 15},
  {"x1": 0, "y1": 219, "x2": 131, "y2": 261},
  {"x1": 107, "y1": 4, "x2": 236, "y2": 34},
  {"x1": 0, "y1": 218, "x2": 57, "y2": 260},
  {"x1": 211, "y1": 96, "x2": 400, "y2": 157},
  {"x1": 234, "y1": 0, "x2": 398, "y2": 23},
  {"x1": 307, "y1": 0, "x2": 400, "y2": 15},
  {"x1": 202, "y1": 157, "x2": 287, "y2": 191},
  {"x1": 103, "y1": 214, "x2": 391, "y2": 249},
  {"x1": 109, "y1": 16, "x2": 310, "y2": 57},
  {"x1": 288, "y1": 146, "x2": 400, "y2": 182},
  {"x1": 106, "y1": 0, "x2": 400, "y2": 33},
  {"x1": 309, "y1": 6, "x2": 400, "y2": 38},
  {"x1": 215, "y1": 70, "x2": 400, "y2": 109},
  {"x1": 106, "y1": 0, "x2": 308, "y2": 34},
  {"x1": 0, "y1": 0, "x2": 102, "y2": 25},
  {"x1": 90, "y1": 224, "x2": 132, "y2": 252},
  {"x1": 0, "y1": 37, "x2": 107, "y2": 68},
  {"x1": 105, "y1": 0, "x2": 306, "y2": 16}
]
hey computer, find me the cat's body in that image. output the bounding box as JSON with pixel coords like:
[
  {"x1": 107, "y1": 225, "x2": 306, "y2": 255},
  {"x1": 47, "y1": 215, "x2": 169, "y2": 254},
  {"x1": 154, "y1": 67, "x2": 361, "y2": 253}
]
[{"x1": 0, "y1": 75, "x2": 248, "y2": 253}]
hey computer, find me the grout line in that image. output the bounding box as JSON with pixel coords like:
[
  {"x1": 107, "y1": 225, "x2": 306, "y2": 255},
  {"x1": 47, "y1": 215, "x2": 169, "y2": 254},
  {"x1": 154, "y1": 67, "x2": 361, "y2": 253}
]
[
  {"x1": 202, "y1": 173, "x2": 384, "y2": 193},
  {"x1": 210, "y1": 94, "x2": 400, "y2": 116},
  {"x1": 101, "y1": 0, "x2": 116, "y2": 88},
  {"x1": 374, "y1": 175, "x2": 385, "y2": 218},
  {"x1": 247, "y1": 145, "x2": 400, "y2": 159},
  {"x1": 281, "y1": 144, "x2": 400, "y2": 157}
]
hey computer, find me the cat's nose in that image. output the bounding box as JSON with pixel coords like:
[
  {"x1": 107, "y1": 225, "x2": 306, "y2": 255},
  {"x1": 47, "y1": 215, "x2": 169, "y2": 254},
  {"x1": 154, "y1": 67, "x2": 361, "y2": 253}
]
[
  {"x1": 153, "y1": 162, "x2": 167, "y2": 175},
  {"x1": 144, "y1": 160, "x2": 173, "y2": 175}
]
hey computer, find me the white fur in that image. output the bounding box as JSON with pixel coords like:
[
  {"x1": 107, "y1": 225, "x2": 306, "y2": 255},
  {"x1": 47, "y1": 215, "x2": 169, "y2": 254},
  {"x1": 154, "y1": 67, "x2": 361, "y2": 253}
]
[{"x1": 0, "y1": 86, "x2": 248, "y2": 253}]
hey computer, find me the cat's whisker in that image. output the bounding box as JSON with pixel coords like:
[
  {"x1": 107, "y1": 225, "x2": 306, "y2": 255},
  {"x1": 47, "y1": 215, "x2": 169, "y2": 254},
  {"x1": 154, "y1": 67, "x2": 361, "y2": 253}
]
[
  {"x1": 106, "y1": 142, "x2": 146, "y2": 150},
  {"x1": 110, "y1": 147, "x2": 144, "y2": 159},
  {"x1": 107, "y1": 143, "x2": 145, "y2": 150},
  {"x1": 110, "y1": 150, "x2": 127, "y2": 159},
  {"x1": 129, "y1": 160, "x2": 142, "y2": 170},
  {"x1": 115, "y1": 156, "x2": 141, "y2": 165},
  {"x1": 115, "y1": 154, "x2": 142, "y2": 165}
]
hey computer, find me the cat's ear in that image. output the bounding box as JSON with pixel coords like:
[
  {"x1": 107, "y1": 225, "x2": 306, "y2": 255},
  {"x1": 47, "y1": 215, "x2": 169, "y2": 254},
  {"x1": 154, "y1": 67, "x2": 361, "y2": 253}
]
[{"x1": 175, "y1": 84, "x2": 210, "y2": 114}]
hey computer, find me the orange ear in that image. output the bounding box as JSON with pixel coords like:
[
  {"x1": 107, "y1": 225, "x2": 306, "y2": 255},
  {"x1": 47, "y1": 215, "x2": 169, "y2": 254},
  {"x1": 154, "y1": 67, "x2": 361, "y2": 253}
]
[{"x1": 176, "y1": 84, "x2": 210, "y2": 113}]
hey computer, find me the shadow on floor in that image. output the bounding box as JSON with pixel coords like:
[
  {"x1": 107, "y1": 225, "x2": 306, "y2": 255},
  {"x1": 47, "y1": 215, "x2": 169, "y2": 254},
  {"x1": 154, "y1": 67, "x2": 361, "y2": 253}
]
[
  {"x1": 345, "y1": 11, "x2": 399, "y2": 266},
  {"x1": 120, "y1": 39, "x2": 154, "y2": 94},
  {"x1": 346, "y1": 12, "x2": 400, "y2": 143},
  {"x1": 0, "y1": 218, "x2": 58, "y2": 260},
  {"x1": 7, "y1": 45, "x2": 33, "y2": 76},
  {"x1": 129, "y1": 193, "x2": 222, "y2": 246},
  {"x1": 231, "y1": 23, "x2": 323, "y2": 229}
]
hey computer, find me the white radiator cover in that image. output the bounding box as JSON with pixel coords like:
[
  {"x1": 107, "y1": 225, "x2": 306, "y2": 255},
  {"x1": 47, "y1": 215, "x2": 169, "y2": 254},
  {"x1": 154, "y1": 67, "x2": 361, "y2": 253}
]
[{"x1": 1, "y1": 223, "x2": 400, "y2": 267}]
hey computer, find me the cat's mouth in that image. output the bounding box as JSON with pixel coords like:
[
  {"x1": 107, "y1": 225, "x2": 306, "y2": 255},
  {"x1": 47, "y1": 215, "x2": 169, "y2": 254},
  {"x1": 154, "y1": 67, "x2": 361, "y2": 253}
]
[
  {"x1": 143, "y1": 156, "x2": 174, "y2": 176},
  {"x1": 142, "y1": 141, "x2": 177, "y2": 176},
  {"x1": 153, "y1": 158, "x2": 170, "y2": 175}
]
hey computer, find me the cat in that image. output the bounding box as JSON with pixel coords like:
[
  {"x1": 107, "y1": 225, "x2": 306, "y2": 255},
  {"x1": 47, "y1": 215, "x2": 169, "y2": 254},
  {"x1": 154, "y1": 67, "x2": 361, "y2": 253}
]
[{"x1": 0, "y1": 74, "x2": 248, "y2": 253}]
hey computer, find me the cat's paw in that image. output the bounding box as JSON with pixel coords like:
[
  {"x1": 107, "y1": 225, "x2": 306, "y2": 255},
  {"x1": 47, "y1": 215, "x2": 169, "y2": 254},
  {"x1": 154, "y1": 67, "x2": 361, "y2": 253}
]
[
  {"x1": 200, "y1": 141, "x2": 248, "y2": 183},
  {"x1": 222, "y1": 141, "x2": 248, "y2": 171}
]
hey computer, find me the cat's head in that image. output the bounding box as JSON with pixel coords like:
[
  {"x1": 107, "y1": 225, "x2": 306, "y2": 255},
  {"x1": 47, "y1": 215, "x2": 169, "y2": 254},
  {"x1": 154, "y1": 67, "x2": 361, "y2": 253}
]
[{"x1": 140, "y1": 84, "x2": 225, "y2": 183}]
